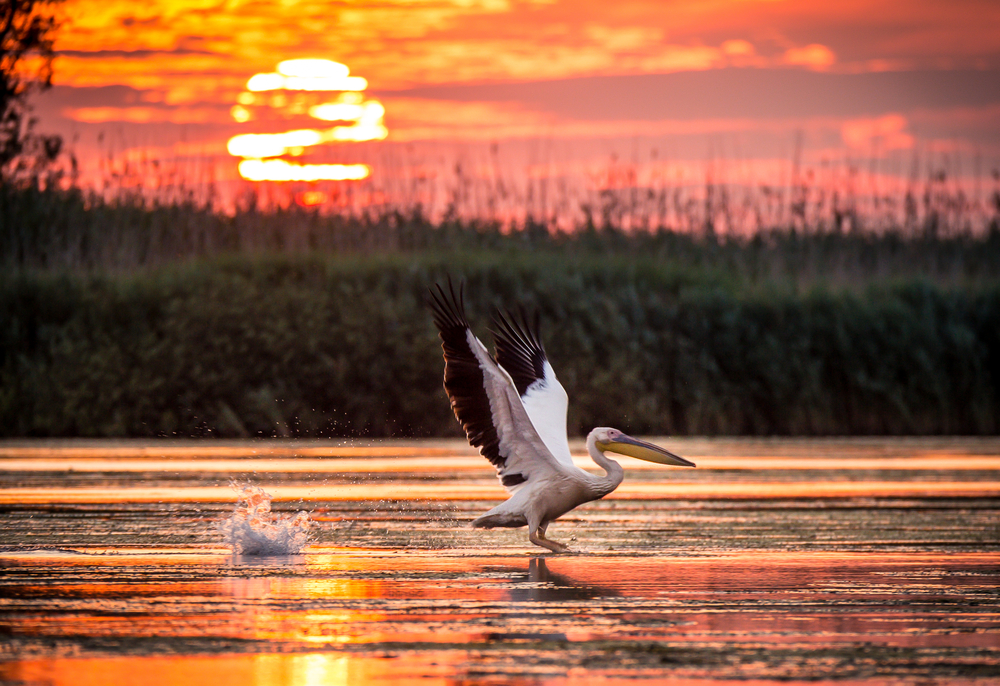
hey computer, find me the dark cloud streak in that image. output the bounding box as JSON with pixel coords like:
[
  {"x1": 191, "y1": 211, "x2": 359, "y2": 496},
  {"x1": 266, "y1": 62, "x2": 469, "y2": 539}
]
[
  {"x1": 379, "y1": 69, "x2": 1000, "y2": 121},
  {"x1": 56, "y1": 48, "x2": 219, "y2": 58}
]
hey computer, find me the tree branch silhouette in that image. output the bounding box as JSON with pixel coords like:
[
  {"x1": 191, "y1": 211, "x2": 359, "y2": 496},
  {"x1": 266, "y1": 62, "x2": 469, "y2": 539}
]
[{"x1": 1, "y1": 0, "x2": 63, "y2": 184}]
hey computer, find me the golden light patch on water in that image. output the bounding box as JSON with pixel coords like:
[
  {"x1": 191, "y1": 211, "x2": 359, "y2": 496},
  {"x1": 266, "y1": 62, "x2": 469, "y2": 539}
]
[
  {"x1": 0, "y1": 548, "x2": 233, "y2": 565},
  {"x1": 3, "y1": 549, "x2": 998, "y2": 679},
  {"x1": 615, "y1": 480, "x2": 1000, "y2": 499},
  {"x1": 0, "y1": 457, "x2": 485, "y2": 473},
  {"x1": 3, "y1": 546, "x2": 995, "y2": 568},
  {"x1": 3, "y1": 451, "x2": 999, "y2": 473},
  {"x1": 3, "y1": 480, "x2": 999, "y2": 504},
  {"x1": 608, "y1": 454, "x2": 1000, "y2": 471},
  {"x1": 2, "y1": 436, "x2": 998, "y2": 461},
  {"x1": 2, "y1": 439, "x2": 998, "y2": 683},
  {"x1": 0, "y1": 484, "x2": 503, "y2": 504},
  {"x1": 0, "y1": 653, "x2": 462, "y2": 686},
  {"x1": 0, "y1": 443, "x2": 467, "y2": 459}
]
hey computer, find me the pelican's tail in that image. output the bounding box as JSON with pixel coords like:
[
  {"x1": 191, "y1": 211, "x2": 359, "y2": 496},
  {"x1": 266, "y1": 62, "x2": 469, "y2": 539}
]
[{"x1": 472, "y1": 511, "x2": 527, "y2": 529}]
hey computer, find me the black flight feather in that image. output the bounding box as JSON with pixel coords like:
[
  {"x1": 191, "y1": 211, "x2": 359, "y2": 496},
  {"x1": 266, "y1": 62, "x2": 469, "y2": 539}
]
[
  {"x1": 428, "y1": 280, "x2": 505, "y2": 470},
  {"x1": 492, "y1": 306, "x2": 548, "y2": 397}
]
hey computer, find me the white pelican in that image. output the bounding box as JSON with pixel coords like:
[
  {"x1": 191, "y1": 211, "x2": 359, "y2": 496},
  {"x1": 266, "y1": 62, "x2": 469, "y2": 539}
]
[{"x1": 430, "y1": 281, "x2": 695, "y2": 553}]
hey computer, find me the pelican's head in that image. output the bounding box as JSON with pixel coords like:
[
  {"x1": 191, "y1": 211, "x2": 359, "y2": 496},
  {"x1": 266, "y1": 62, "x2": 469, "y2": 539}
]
[{"x1": 592, "y1": 428, "x2": 695, "y2": 467}]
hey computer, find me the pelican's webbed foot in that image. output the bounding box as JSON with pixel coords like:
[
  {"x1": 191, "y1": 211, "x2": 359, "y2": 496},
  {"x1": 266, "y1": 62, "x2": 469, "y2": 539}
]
[{"x1": 529, "y1": 528, "x2": 570, "y2": 554}]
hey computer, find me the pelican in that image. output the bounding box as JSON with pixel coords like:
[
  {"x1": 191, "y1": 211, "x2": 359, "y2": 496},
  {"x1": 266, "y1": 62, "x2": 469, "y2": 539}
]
[{"x1": 429, "y1": 281, "x2": 695, "y2": 553}]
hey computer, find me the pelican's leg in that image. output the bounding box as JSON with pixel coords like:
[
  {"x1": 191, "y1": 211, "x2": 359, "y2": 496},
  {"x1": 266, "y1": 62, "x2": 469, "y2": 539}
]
[{"x1": 529, "y1": 522, "x2": 569, "y2": 554}]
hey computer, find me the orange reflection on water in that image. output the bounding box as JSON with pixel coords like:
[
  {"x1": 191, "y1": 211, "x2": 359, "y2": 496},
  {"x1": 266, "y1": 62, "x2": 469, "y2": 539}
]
[
  {"x1": 0, "y1": 484, "x2": 501, "y2": 504},
  {"x1": 3, "y1": 548, "x2": 997, "y2": 686},
  {"x1": 4, "y1": 440, "x2": 997, "y2": 467},
  {"x1": 3, "y1": 436, "x2": 997, "y2": 684},
  {"x1": 3, "y1": 480, "x2": 999, "y2": 505},
  {"x1": 3, "y1": 550, "x2": 997, "y2": 667},
  {"x1": 1, "y1": 653, "x2": 461, "y2": 686},
  {"x1": 0, "y1": 457, "x2": 485, "y2": 473},
  {"x1": 614, "y1": 480, "x2": 1000, "y2": 499},
  {"x1": 0, "y1": 444, "x2": 467, "y2": 459},
  {"x1": 3, "y1": 447, "x2": 998, "y2": 475}
]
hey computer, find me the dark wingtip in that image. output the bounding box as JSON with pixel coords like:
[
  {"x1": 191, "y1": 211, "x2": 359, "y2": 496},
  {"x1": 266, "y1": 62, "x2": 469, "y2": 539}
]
[
  {"x1": 490, "y1": 301, "x2": 548, "y2": 397},
  {"x1": 429, "y1": 278, "x2": 470, "y2": 332},
  {"x1": 490, "y1": 305, "x2": 541, "y2": 351}
]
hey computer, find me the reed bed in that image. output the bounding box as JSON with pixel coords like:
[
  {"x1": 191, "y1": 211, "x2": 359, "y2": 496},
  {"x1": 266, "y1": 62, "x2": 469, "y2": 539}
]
[
  {"x1": 3, "y1": 180, "x2": 1000, "y2": 290},
  {"x1": 2, "y1": 168, "x2": 999, "y2": 438},
  {"x1": 2, "y1": 253, "x2": 997, "y2": 438}
]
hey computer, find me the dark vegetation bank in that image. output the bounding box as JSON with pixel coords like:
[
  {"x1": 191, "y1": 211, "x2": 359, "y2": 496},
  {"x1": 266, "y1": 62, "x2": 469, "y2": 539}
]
[{"x1": 2, "y1": 249, "x2": 999, "y2": 438}]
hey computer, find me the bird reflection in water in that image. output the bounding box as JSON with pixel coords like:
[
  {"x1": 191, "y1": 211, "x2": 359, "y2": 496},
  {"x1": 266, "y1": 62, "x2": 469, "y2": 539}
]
[
  {"x1": 483, "y1": 558, "x2": 614, "y2": 643},
  {"x1": 512, "y1": 557, "x2": 615, "y2": 602}
]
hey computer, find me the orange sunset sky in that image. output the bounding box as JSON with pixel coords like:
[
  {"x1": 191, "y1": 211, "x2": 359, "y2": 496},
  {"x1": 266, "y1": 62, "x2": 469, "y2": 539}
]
[{"x1": 29, "y1": 0, "x2": 1000, "y2": 212}]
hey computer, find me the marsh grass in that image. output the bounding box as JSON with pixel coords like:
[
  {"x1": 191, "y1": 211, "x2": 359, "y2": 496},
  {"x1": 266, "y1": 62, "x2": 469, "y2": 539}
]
[
  {"x1": 2, "y1": 253, "x2": 998, "y2": 438},
  {"x1": 2, "y1": 166, "x2": 999, "y2": 438},
  {"x1": 3, "y1": 178, "x2": 1000, "y2": 292}
]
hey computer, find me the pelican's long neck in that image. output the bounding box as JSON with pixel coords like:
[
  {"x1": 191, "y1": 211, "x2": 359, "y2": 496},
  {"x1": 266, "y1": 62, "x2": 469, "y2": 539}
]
[{"x1": 585, "y1": 430, "x2": 625, "y2": 498}]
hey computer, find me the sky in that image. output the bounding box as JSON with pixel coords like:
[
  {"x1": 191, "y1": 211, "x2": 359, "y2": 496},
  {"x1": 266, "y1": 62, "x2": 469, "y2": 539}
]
[{"x1": 30, "y1": 0, "x2": 1000, "y2": 221}]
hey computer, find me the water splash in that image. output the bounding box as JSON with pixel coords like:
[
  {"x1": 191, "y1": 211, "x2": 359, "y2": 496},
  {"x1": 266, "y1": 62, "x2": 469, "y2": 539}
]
[{"x1": 219, "y1": 482, "x2": 310, "y2": 555}]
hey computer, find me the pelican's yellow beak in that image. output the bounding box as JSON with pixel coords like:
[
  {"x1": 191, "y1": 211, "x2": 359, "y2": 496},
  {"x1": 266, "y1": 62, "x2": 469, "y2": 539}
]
[{"x1": 599, "y1": 434, "x2": 695, "y2": 467}]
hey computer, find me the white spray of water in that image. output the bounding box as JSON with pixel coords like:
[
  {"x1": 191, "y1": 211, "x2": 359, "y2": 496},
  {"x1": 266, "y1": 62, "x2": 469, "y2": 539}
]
[{"x1": 219, "y1": 481, "x2": 311, "y2": 555}]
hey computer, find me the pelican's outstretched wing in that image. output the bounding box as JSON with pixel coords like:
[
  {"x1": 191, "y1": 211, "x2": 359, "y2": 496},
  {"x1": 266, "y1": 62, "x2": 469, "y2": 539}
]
[
  {"x1": 429, "y1": 281, "x2": 563, "y2": 493},
  {"x1": 492, "y1": 308, "x2": 574, "y2": 468}
]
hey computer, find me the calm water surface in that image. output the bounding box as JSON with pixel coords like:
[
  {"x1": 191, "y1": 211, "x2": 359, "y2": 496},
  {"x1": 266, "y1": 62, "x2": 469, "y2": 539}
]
[{"x1": 1, "y1": 438, "x2": 998, "y2": 684}]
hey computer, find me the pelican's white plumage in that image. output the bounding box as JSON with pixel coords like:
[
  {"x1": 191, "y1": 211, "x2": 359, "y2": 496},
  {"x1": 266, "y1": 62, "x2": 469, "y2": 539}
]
[
  {"x1": 518, "y1": 360, "x2": 573, "y2": 468},
  {"x1": 430, "y1": 281, "x2": 694, "y2": 553}
]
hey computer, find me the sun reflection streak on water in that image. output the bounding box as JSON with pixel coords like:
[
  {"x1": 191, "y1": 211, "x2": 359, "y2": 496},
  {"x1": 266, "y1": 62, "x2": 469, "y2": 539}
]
[
  {"x1": 1, "y1": 653, "x2": 460, "y2": 686},
  {"x1": 0, "y1": 435, "x2": 998, "y2": 684},
  {"x1": 3, "y1": 480, "x2": 999, "y2": 504}
]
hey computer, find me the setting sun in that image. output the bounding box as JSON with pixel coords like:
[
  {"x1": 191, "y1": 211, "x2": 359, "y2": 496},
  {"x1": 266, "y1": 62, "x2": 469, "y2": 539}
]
[
  {"x1": 19, "y1": 0, "x2": 999, "y2": 217},
  {"x1": 225, "y1": 59, "x2": 386, "y2": 182}
]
